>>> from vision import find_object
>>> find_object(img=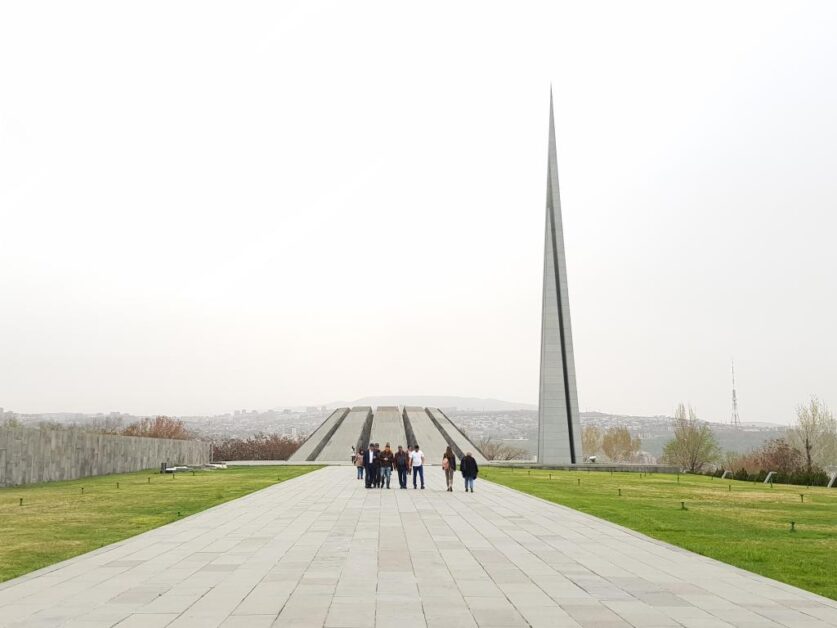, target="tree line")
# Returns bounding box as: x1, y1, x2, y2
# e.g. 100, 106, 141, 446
578, 396, 835, 487
1, 415, 304, 462
581, 425, 643, 462
1, 415, 193, 440
659, 396, 836, 486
